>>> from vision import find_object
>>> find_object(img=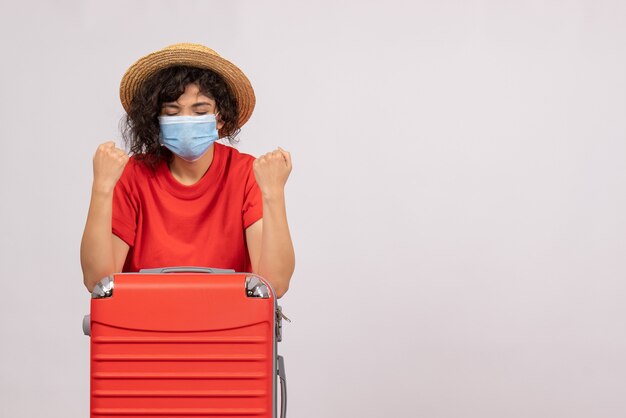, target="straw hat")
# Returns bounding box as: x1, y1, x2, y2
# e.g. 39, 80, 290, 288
119, 43, 255, 128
